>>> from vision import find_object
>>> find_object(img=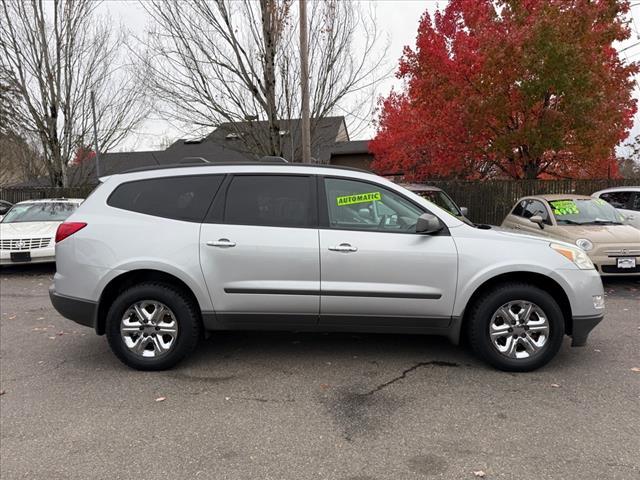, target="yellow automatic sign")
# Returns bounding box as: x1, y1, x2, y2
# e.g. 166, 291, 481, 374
336, 192, 381, 206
